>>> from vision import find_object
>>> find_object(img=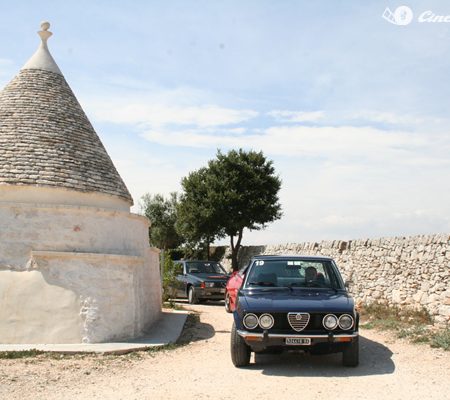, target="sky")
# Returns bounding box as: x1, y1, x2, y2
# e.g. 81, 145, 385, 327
0, 1, 449, 245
